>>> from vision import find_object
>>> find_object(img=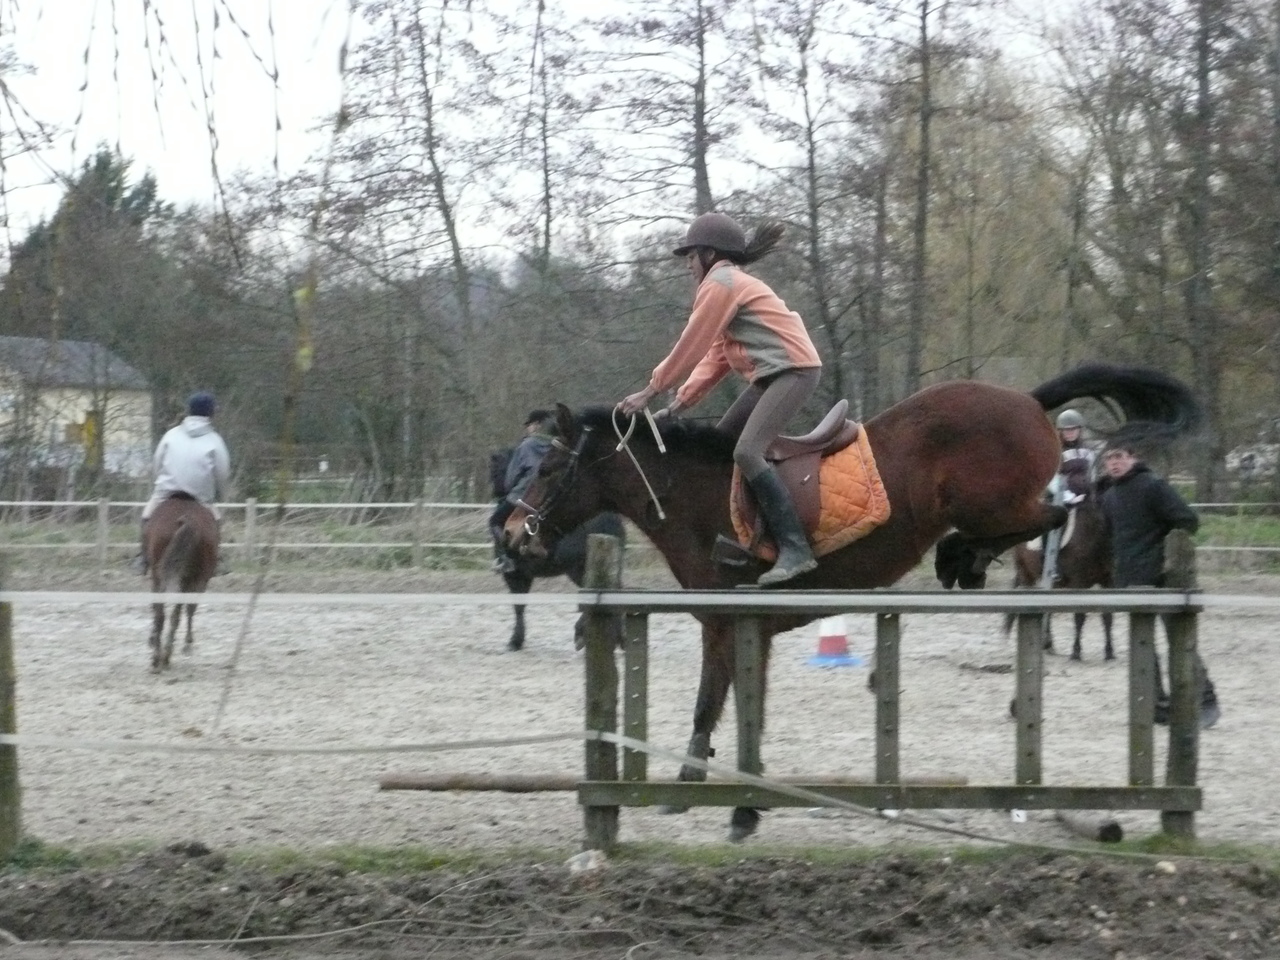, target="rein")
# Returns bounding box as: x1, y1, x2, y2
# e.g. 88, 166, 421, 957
611, 408, 667, 522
